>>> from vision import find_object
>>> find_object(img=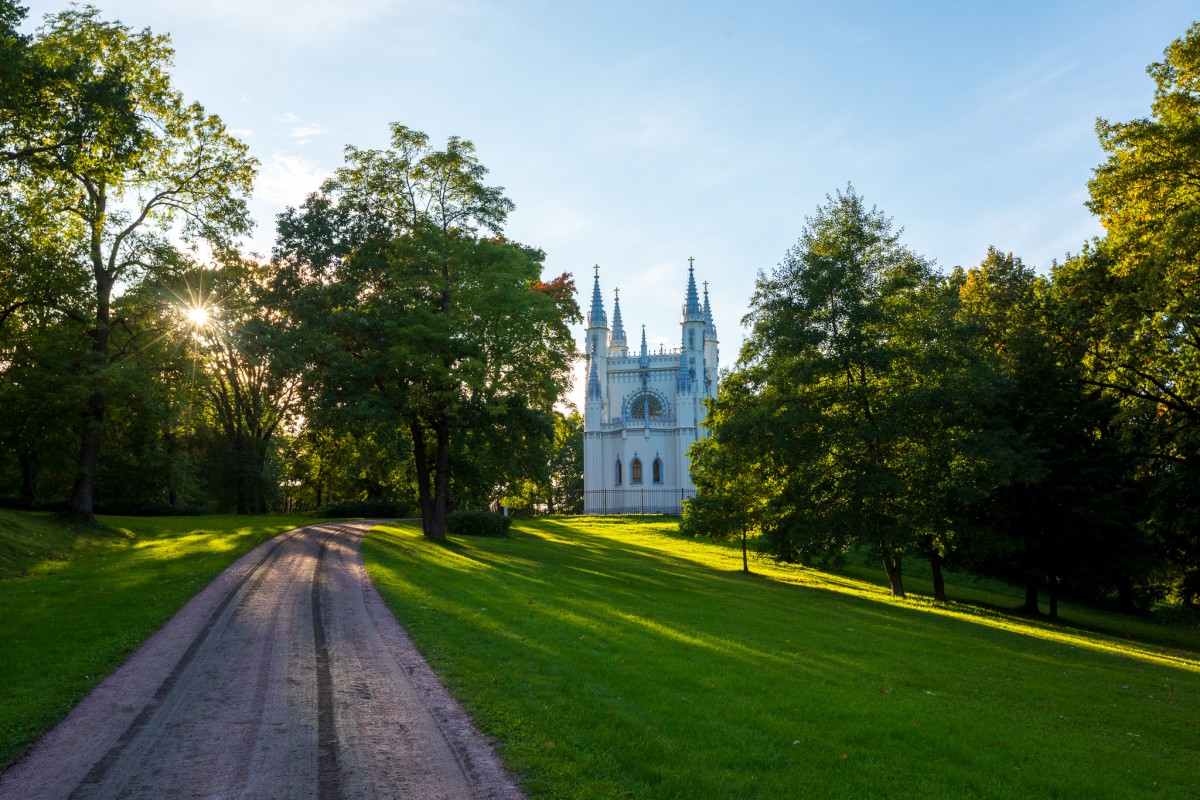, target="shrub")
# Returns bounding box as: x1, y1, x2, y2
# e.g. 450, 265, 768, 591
316, 501, 412, 519
447, 510, 512, 537
95, 499, 208, 516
